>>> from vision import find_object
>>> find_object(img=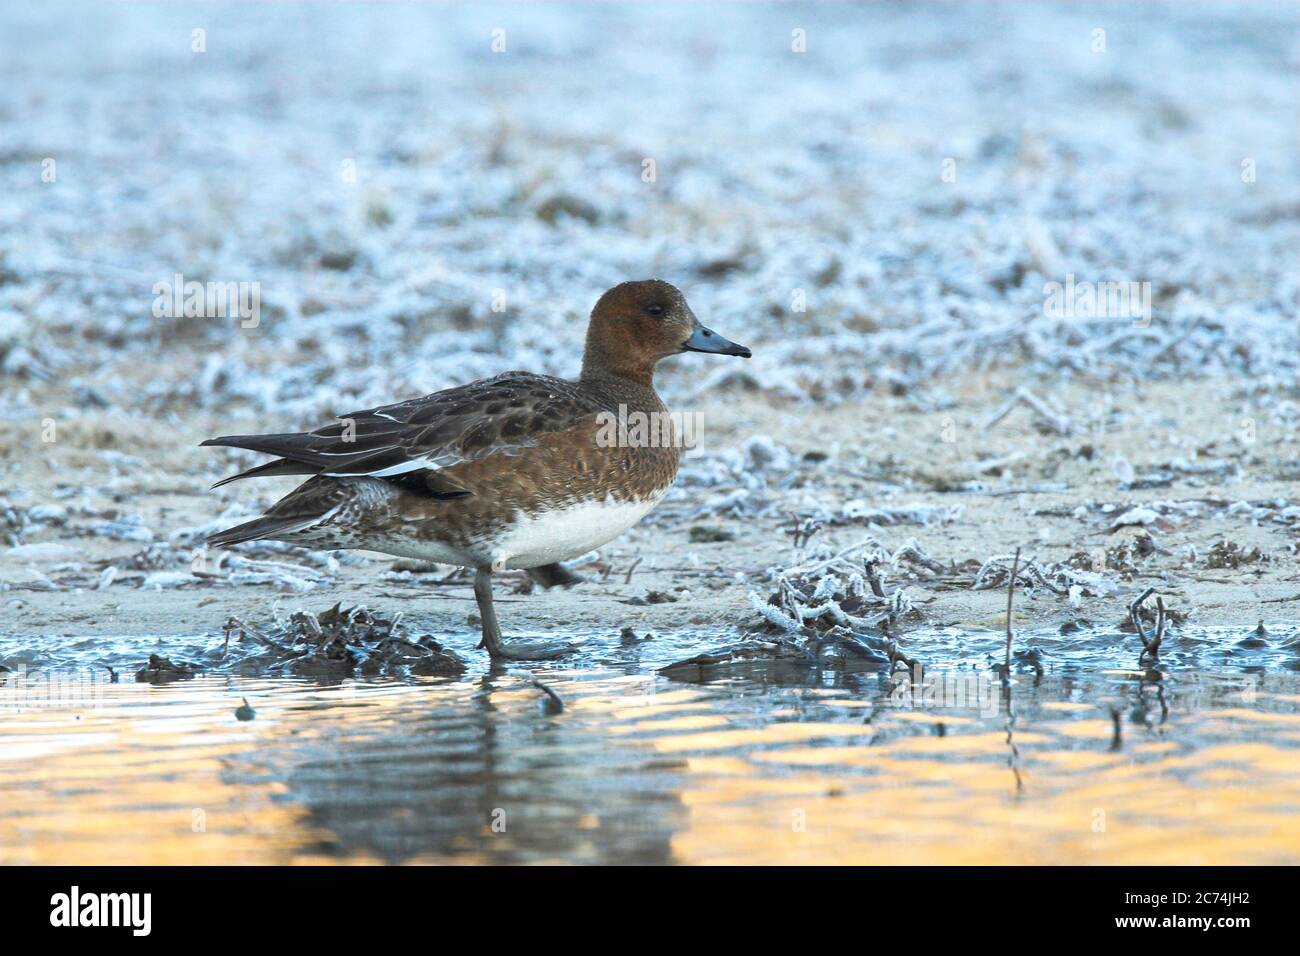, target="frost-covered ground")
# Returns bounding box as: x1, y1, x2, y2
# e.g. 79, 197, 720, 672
2, 1, 1299, 647
1, 0, 1297, 423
